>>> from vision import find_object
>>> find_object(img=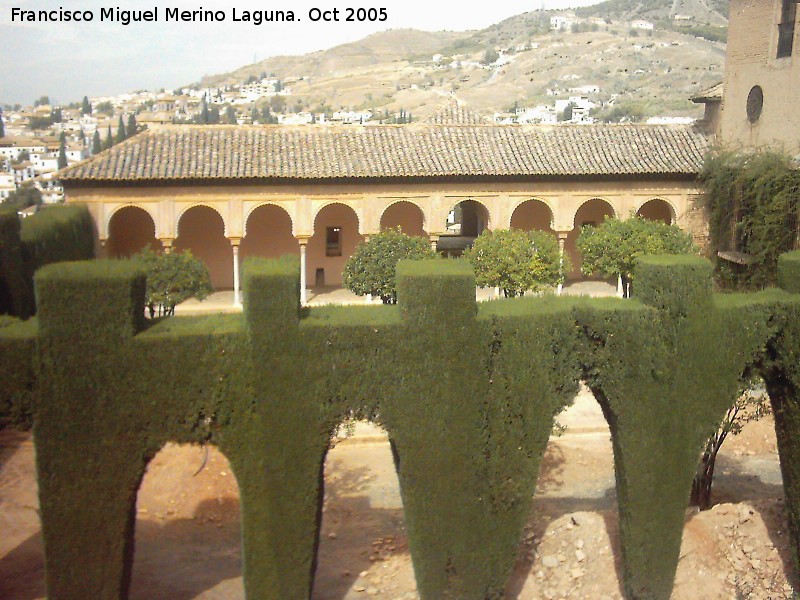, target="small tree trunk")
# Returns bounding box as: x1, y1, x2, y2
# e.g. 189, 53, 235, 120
690, 442, 720, 510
